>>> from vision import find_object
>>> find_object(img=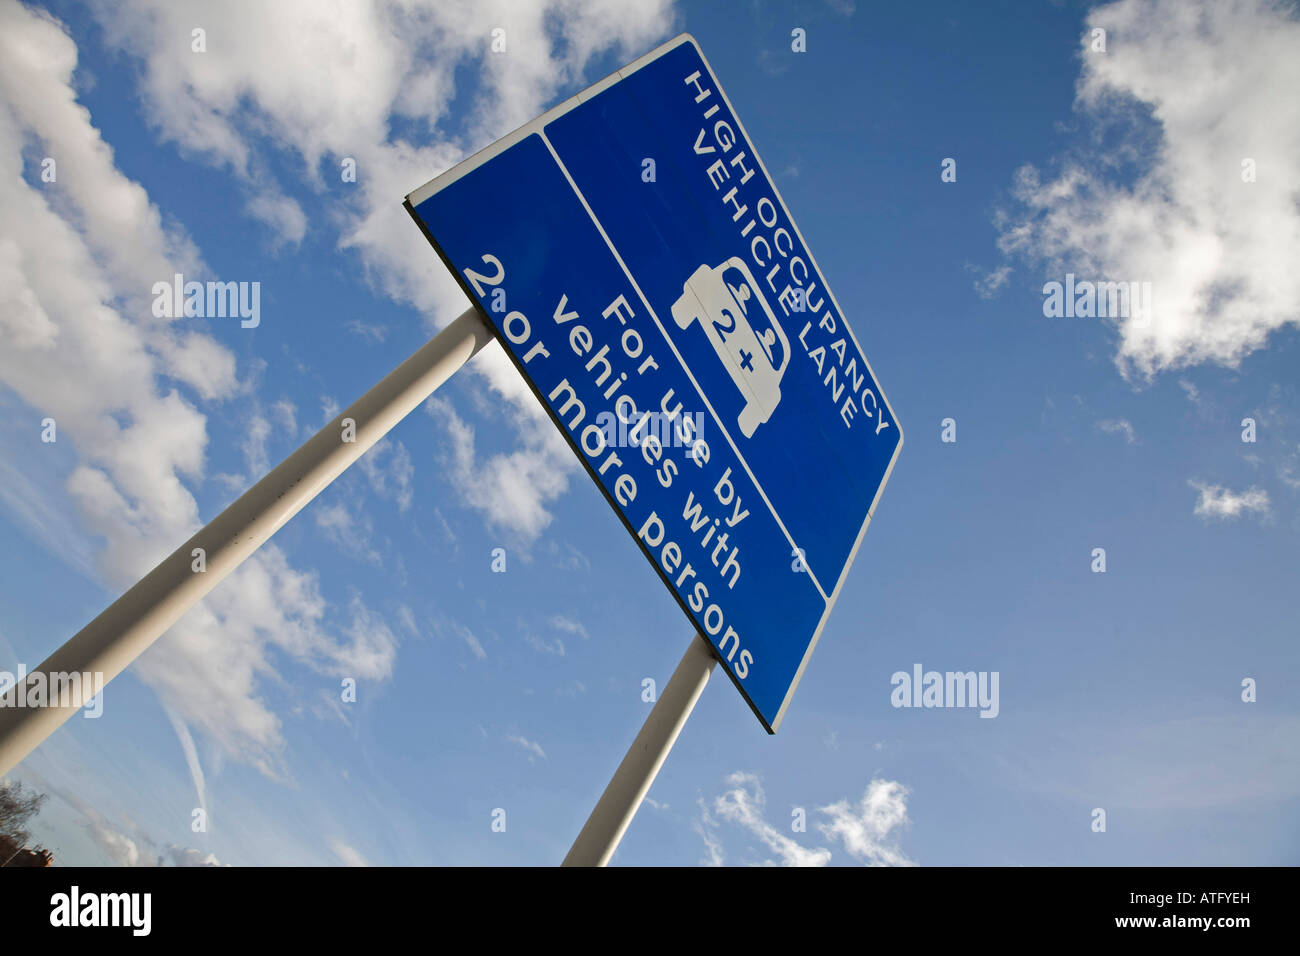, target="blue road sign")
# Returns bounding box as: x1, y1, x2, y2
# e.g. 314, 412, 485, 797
406, 34, 902, 732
